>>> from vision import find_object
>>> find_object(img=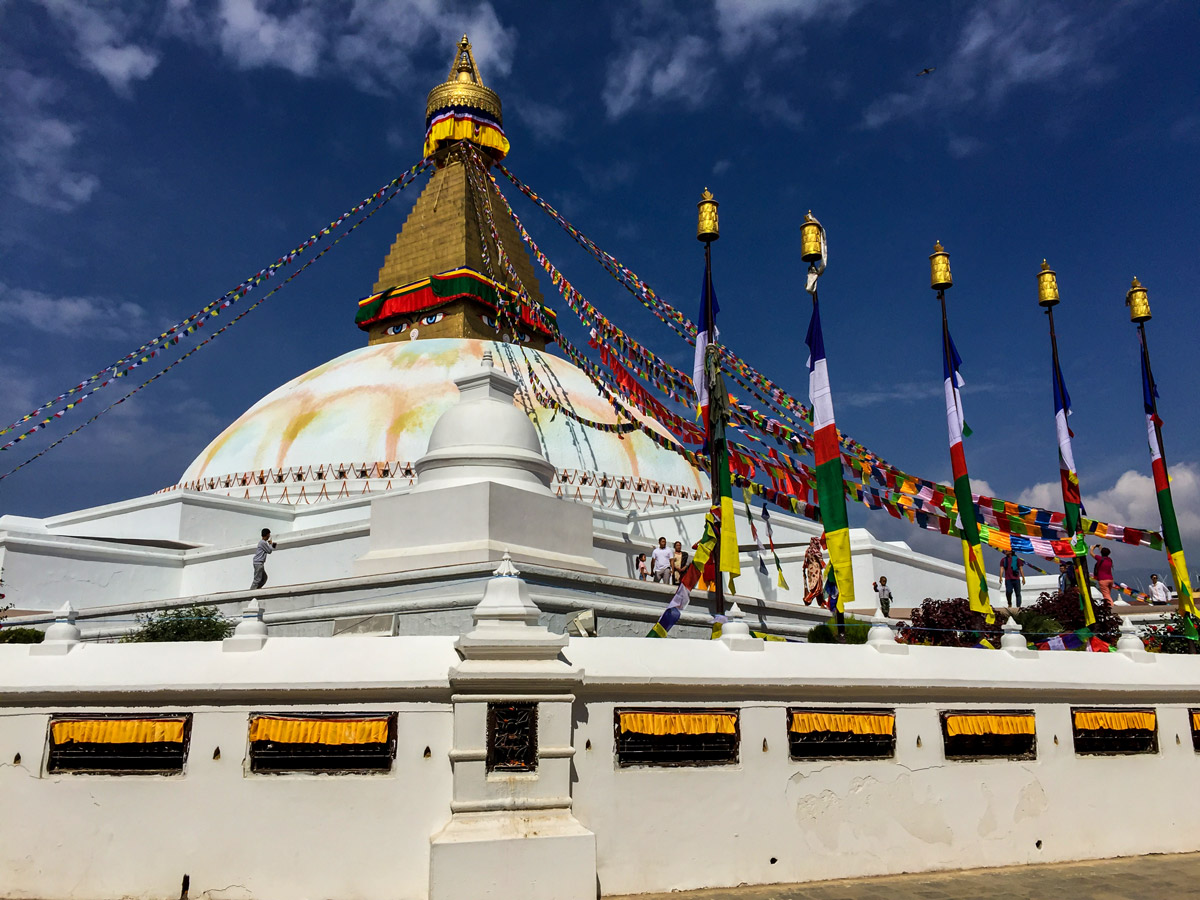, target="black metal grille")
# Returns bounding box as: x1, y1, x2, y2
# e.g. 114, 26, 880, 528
1072, 708, 1158, 756
787, 708, 895, 760
487, 703, 538, 773
614, 709, 739, 768
47, 715, 191, 775
940, 711, 1037, 761
249, 714, 397, 774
